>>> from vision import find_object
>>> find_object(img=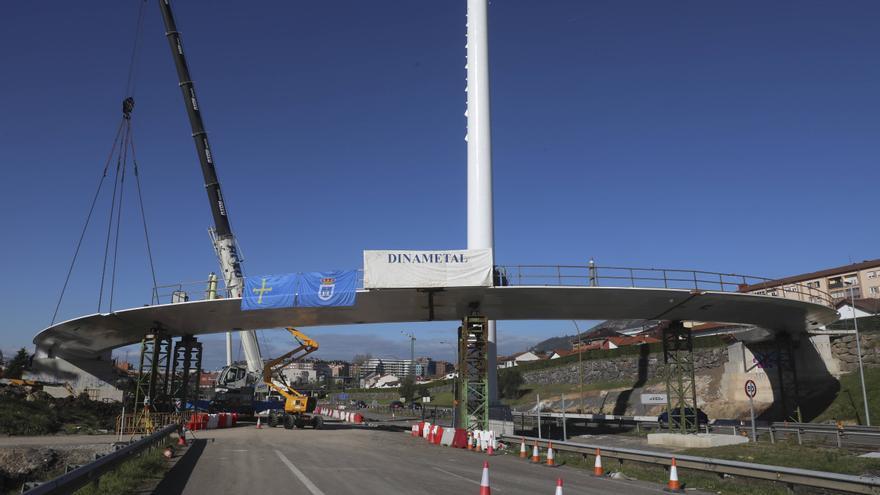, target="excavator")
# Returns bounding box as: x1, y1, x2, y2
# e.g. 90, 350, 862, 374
264, 328, 323, 430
